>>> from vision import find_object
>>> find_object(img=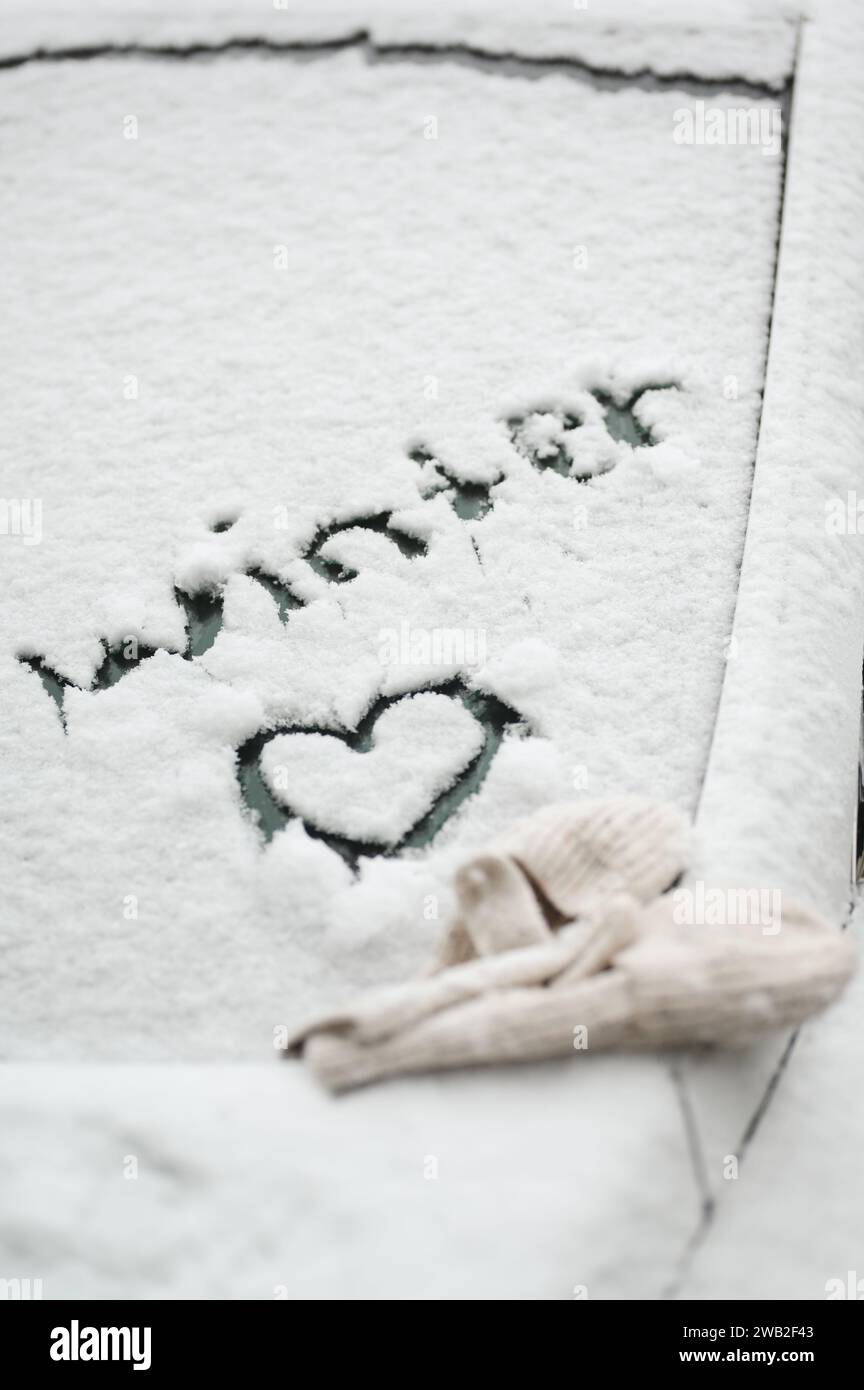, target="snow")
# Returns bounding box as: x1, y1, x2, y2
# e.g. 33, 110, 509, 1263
695, 4, 864, 926
1, 0, 862, 1303
0, 1057, 699, 1300
678, 899, 864, 1300
674, 4, 864, 1292
0, 2, 799, 92
0, 34, 784, 1060
261, 692, 484, 844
